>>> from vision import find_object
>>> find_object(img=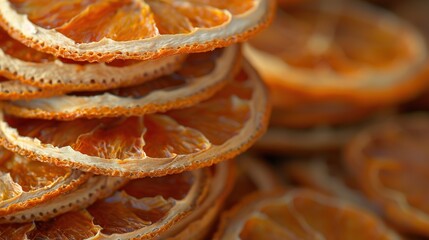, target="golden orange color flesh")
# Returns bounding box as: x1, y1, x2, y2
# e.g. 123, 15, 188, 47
0, 170, 198, 238
250, 4, 411, 75
8, 0, 251, 43
215, 190, 400, 239
0, 149, 68, 193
